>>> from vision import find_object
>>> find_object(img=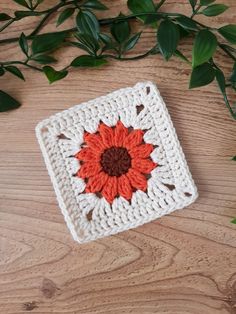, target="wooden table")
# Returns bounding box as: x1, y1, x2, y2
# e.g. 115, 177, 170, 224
1, 1, 236, 313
